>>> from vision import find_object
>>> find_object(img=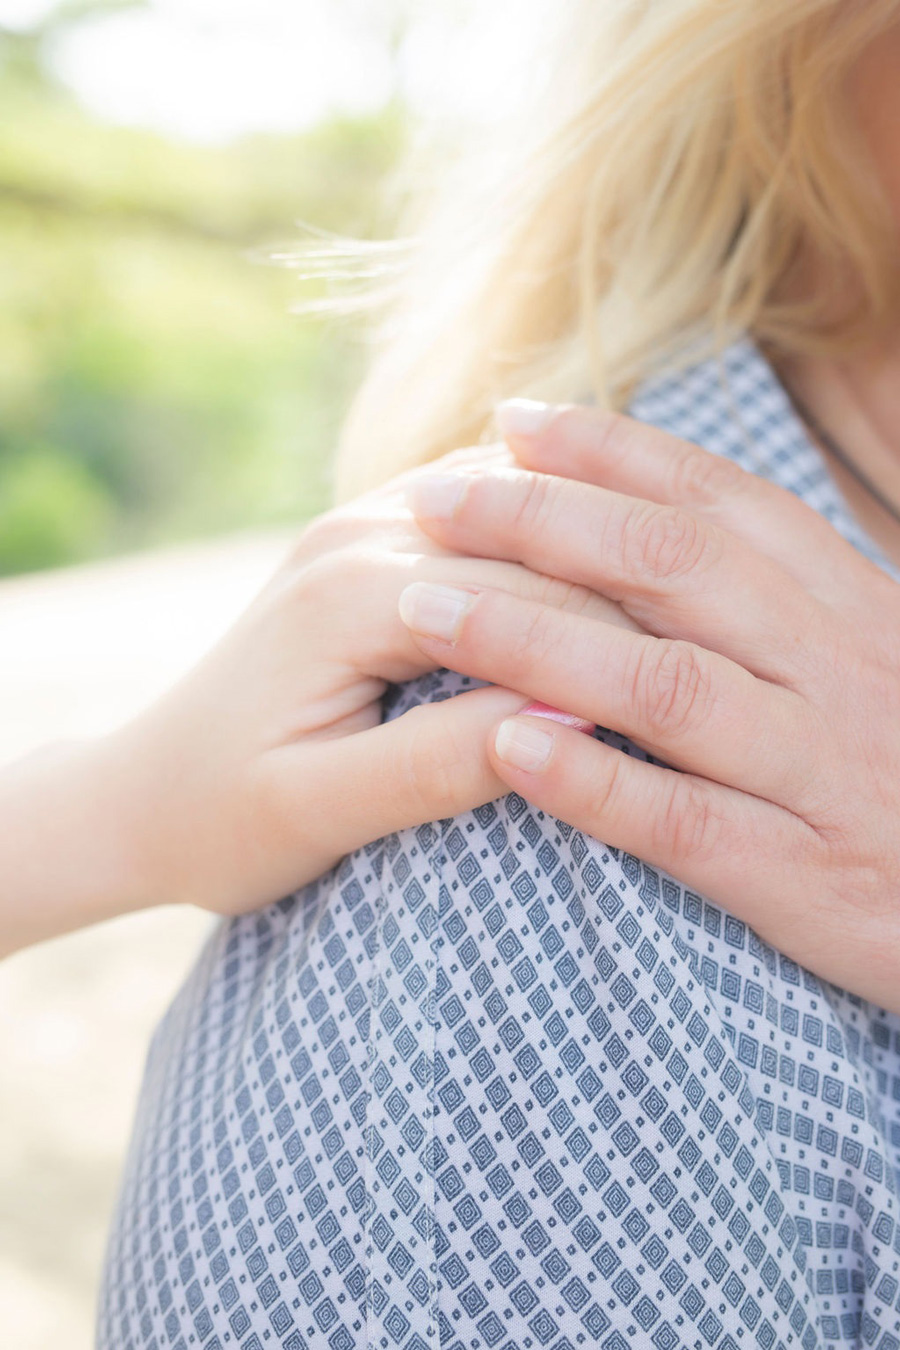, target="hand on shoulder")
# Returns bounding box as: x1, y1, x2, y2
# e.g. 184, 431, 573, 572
0, 441, 624, 955
400, 401, 900, 1010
